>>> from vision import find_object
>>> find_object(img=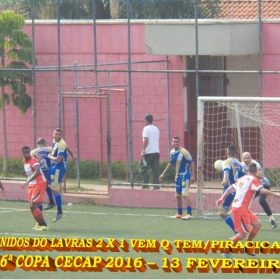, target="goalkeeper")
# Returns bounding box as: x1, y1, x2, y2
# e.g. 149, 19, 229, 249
241, 152, 277, 229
